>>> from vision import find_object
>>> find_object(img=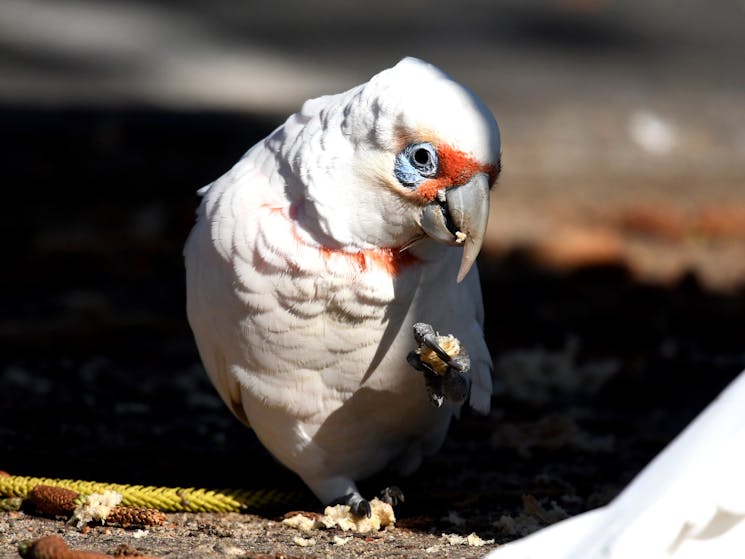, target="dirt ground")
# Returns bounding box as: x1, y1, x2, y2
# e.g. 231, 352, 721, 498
1, 103, 744, 558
